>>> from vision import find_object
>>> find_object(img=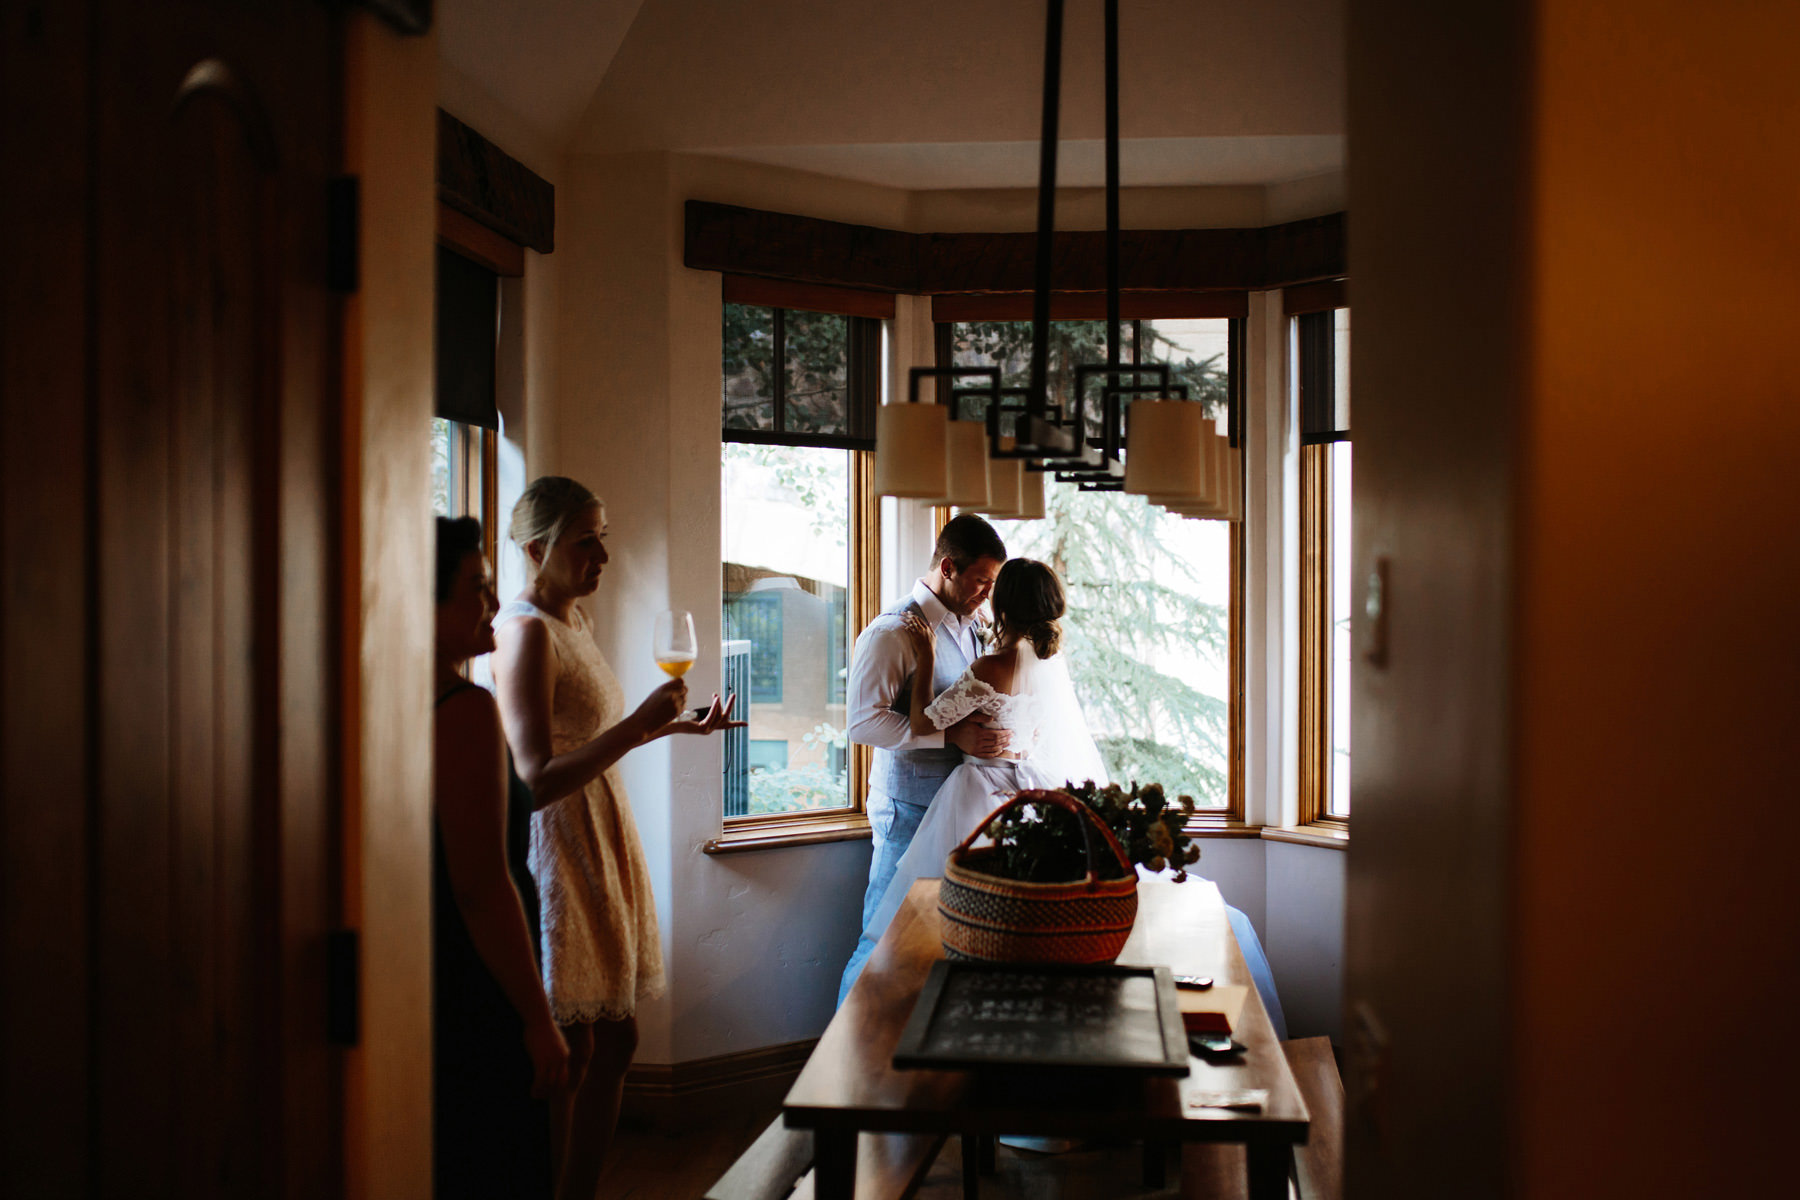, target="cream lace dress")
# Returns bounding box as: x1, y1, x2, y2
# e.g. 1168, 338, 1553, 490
496, 599, 665, 1024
